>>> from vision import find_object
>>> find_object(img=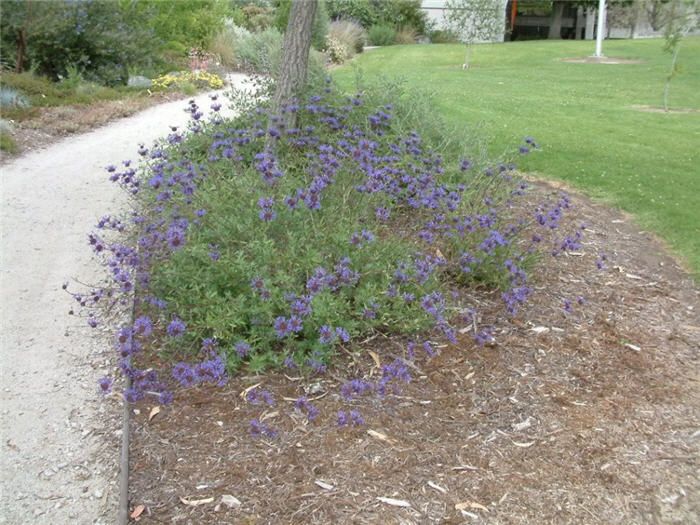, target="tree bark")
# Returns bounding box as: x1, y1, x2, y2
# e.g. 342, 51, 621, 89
15, 29, 27, 73
273, 0, 317, 119
548, 1, 565, 39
